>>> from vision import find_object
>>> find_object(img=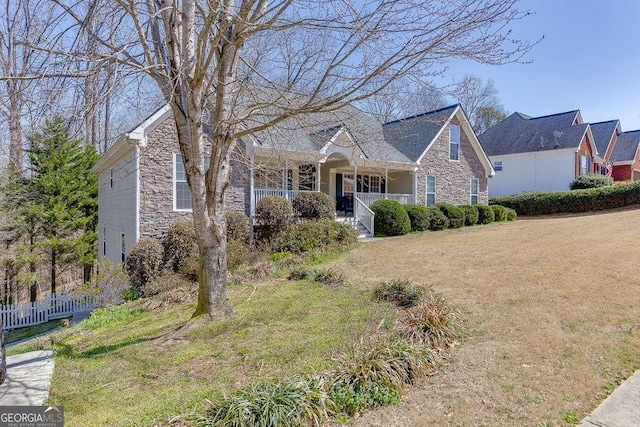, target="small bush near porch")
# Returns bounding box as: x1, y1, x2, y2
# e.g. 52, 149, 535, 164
370, 200, 411, 236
